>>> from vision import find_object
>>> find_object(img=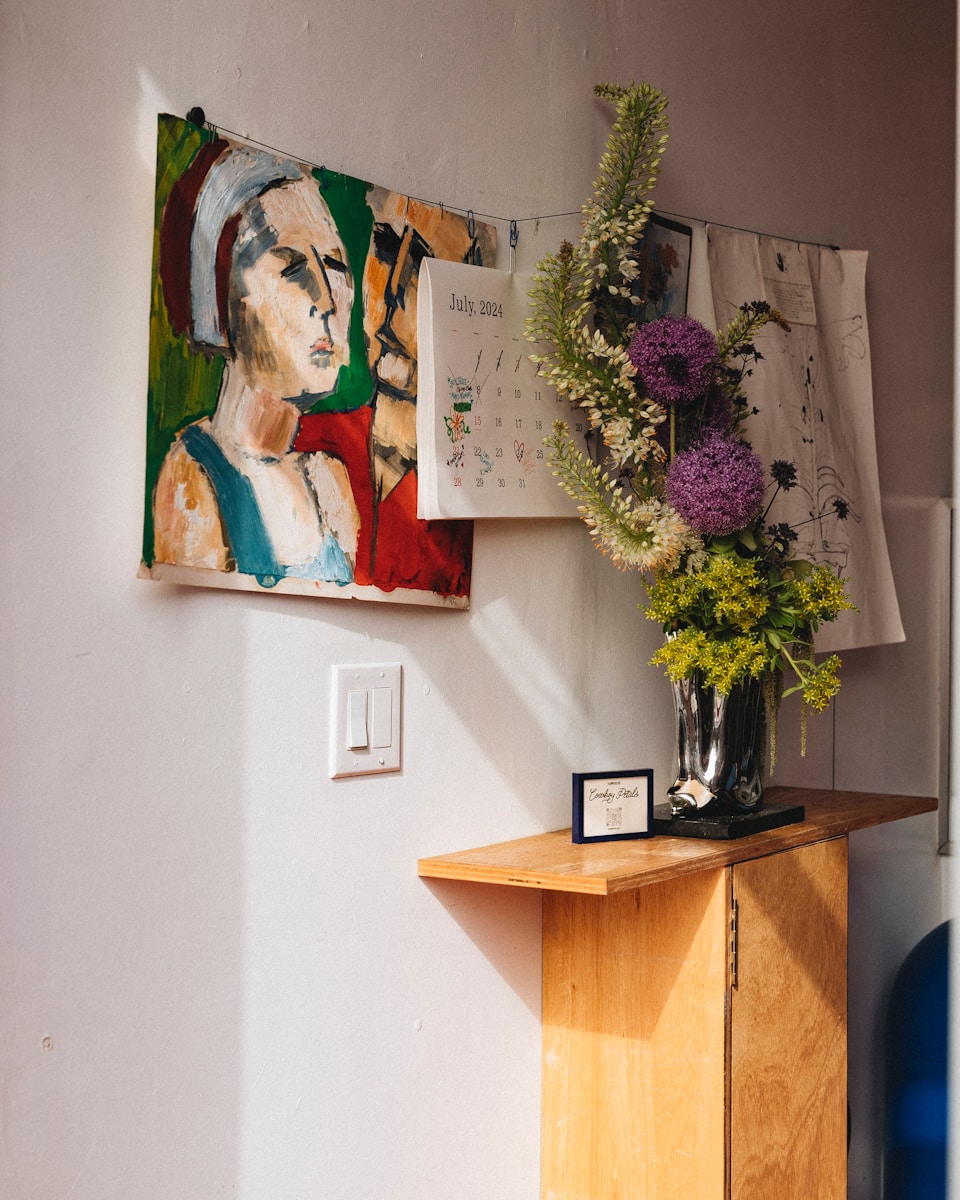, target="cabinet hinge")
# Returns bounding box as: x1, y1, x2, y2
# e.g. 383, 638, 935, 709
729, 897, 739, 989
